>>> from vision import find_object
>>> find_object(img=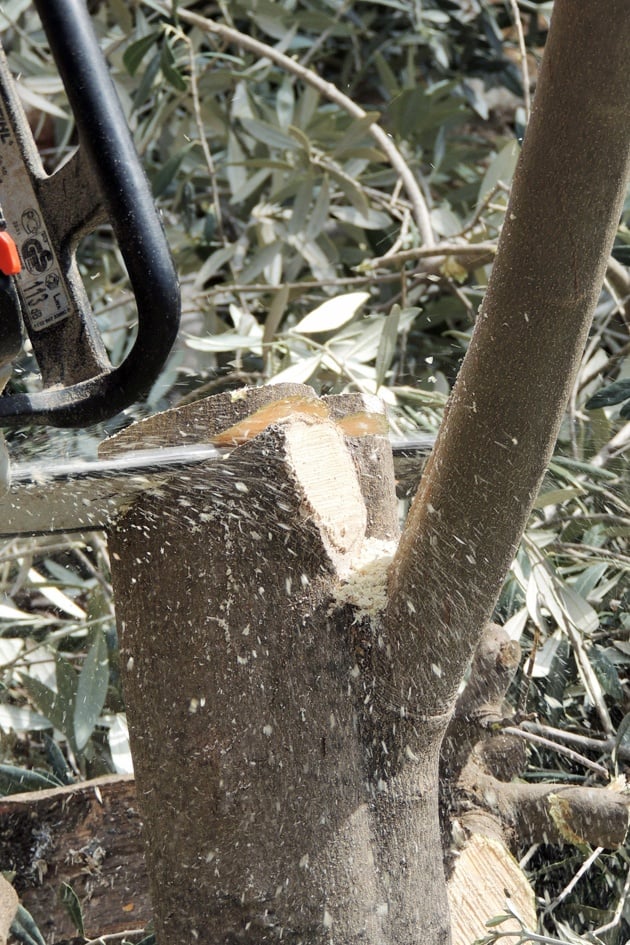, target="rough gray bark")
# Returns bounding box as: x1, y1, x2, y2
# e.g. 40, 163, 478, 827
105, 388, 403, 944
468, 775, 630, 850
440, 624, 629, 859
